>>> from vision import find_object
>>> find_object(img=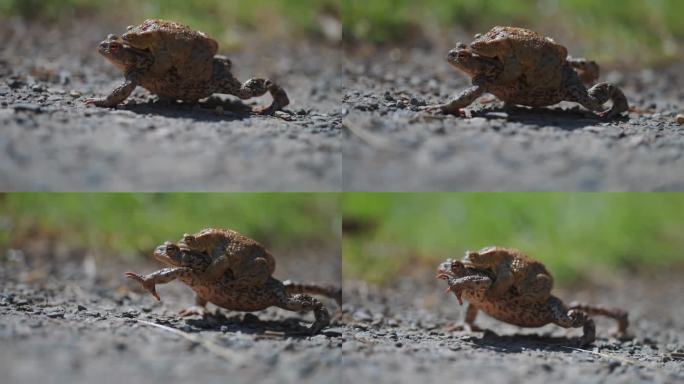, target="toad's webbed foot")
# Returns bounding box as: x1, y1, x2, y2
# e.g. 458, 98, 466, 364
277, 294, 331, 335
